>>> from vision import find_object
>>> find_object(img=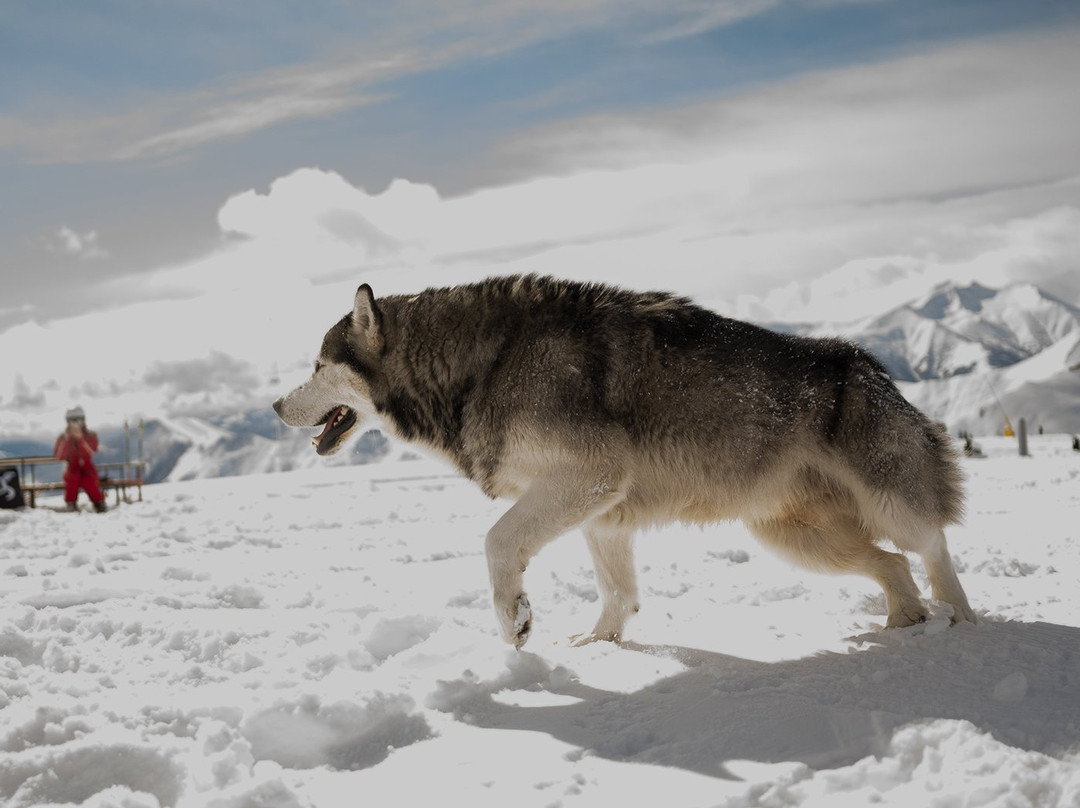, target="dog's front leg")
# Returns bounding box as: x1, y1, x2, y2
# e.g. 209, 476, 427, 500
577, 518, 639, 644
486, 469, 624, 648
